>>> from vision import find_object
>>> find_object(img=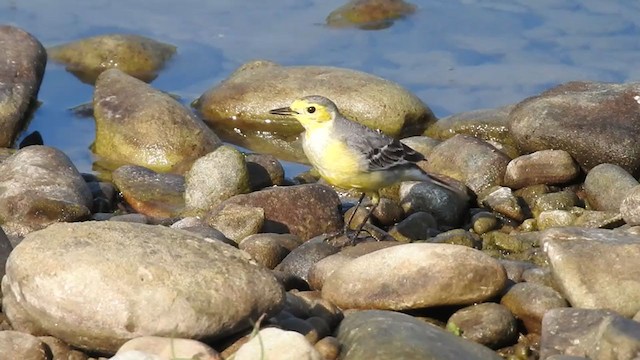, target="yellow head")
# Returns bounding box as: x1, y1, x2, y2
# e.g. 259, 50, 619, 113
269, 95, 338, 130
